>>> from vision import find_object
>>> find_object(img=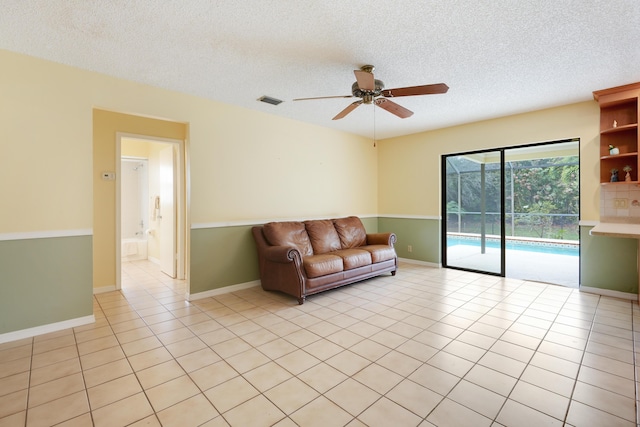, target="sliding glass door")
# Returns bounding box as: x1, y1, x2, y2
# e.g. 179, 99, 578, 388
503, 143, 580, 286
442, 150, 504, 275
442, 140, 580, 286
